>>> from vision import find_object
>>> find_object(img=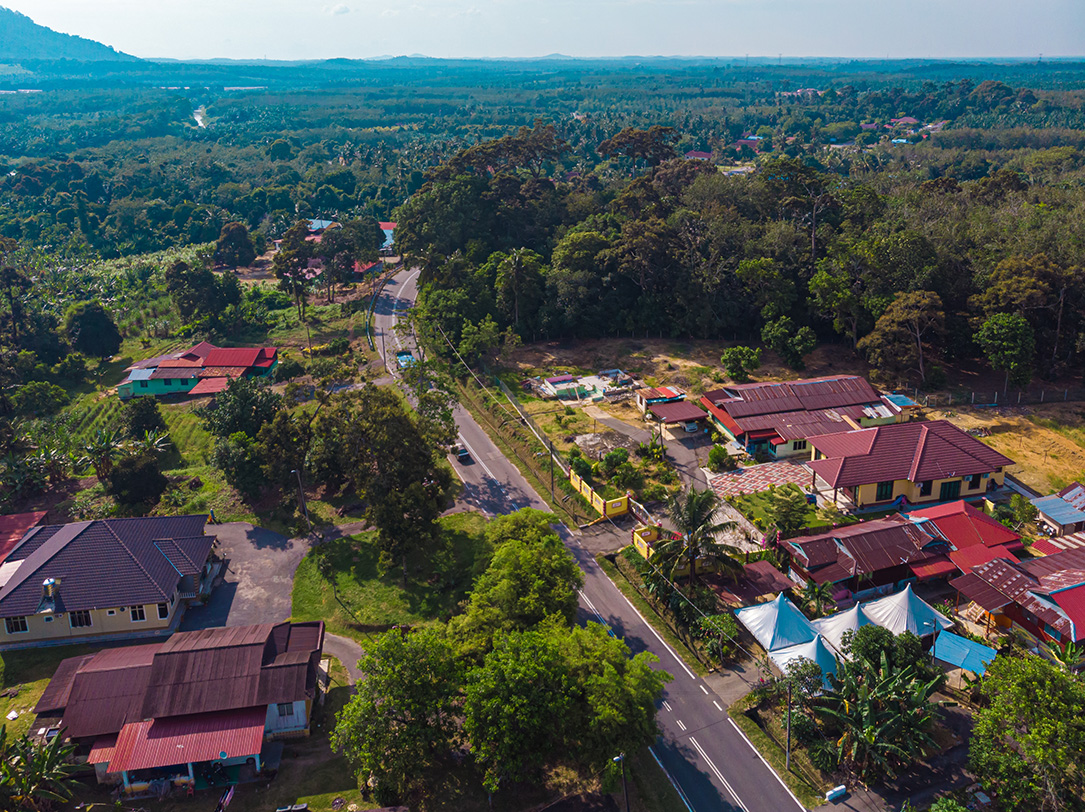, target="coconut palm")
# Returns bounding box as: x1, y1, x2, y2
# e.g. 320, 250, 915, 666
655, 487, 743, 591
801, 580, 835, 618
